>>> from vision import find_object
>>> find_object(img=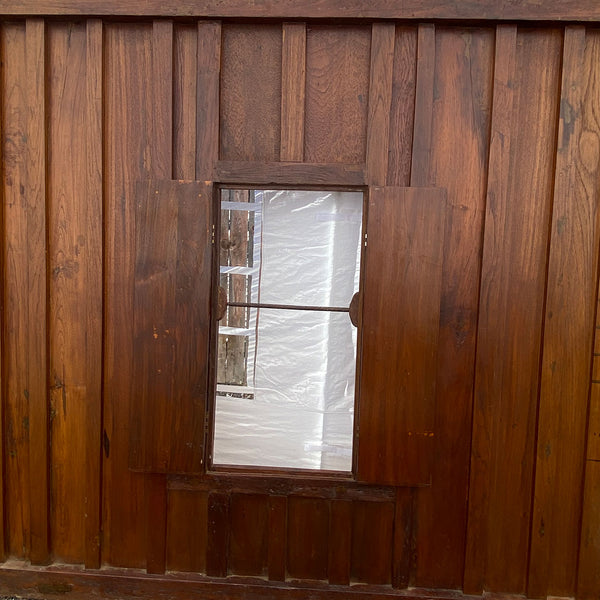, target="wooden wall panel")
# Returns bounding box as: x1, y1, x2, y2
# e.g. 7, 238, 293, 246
414, 26, 494, 589
229, 494, 269, 576
578, 460, 600, 599
220, 24, 281, 162
465, 26, 561, 595
304, 25, 370, 163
